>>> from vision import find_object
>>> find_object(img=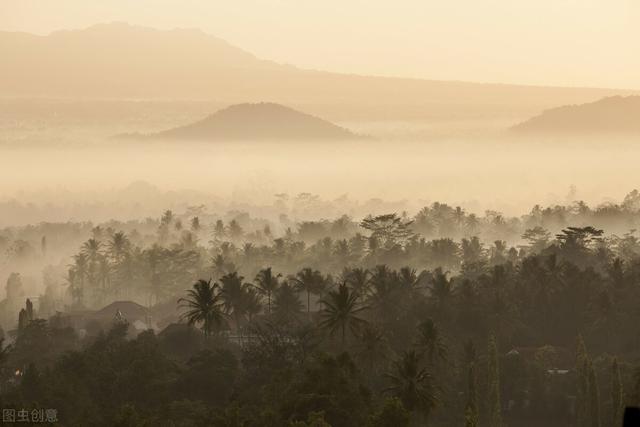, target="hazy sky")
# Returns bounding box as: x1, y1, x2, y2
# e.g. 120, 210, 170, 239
1, 0, 639, 89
